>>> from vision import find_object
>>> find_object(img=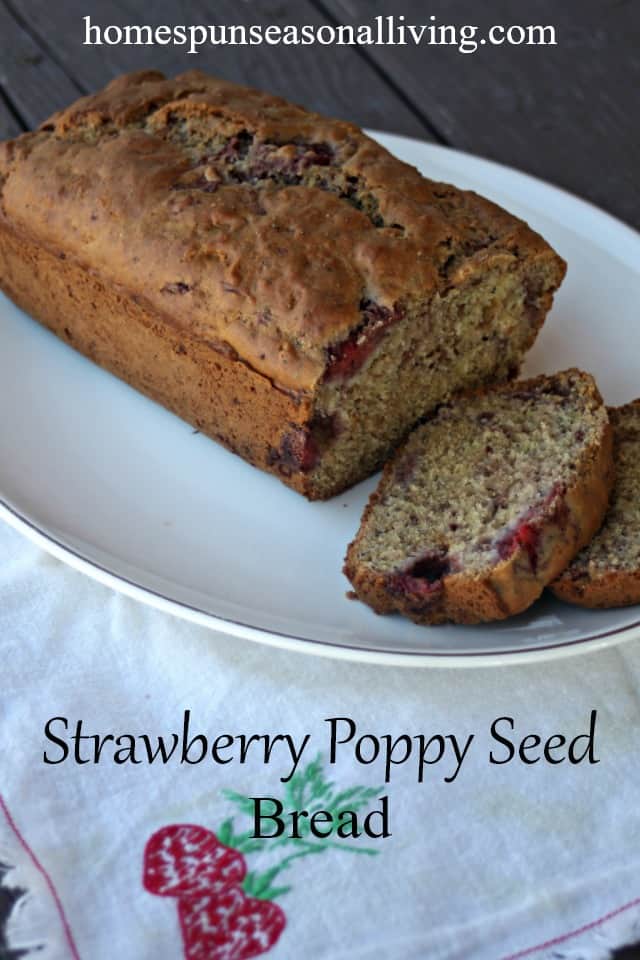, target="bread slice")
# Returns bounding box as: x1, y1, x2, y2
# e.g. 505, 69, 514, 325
550, 400, 640, 609
344, 370, 613, 625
